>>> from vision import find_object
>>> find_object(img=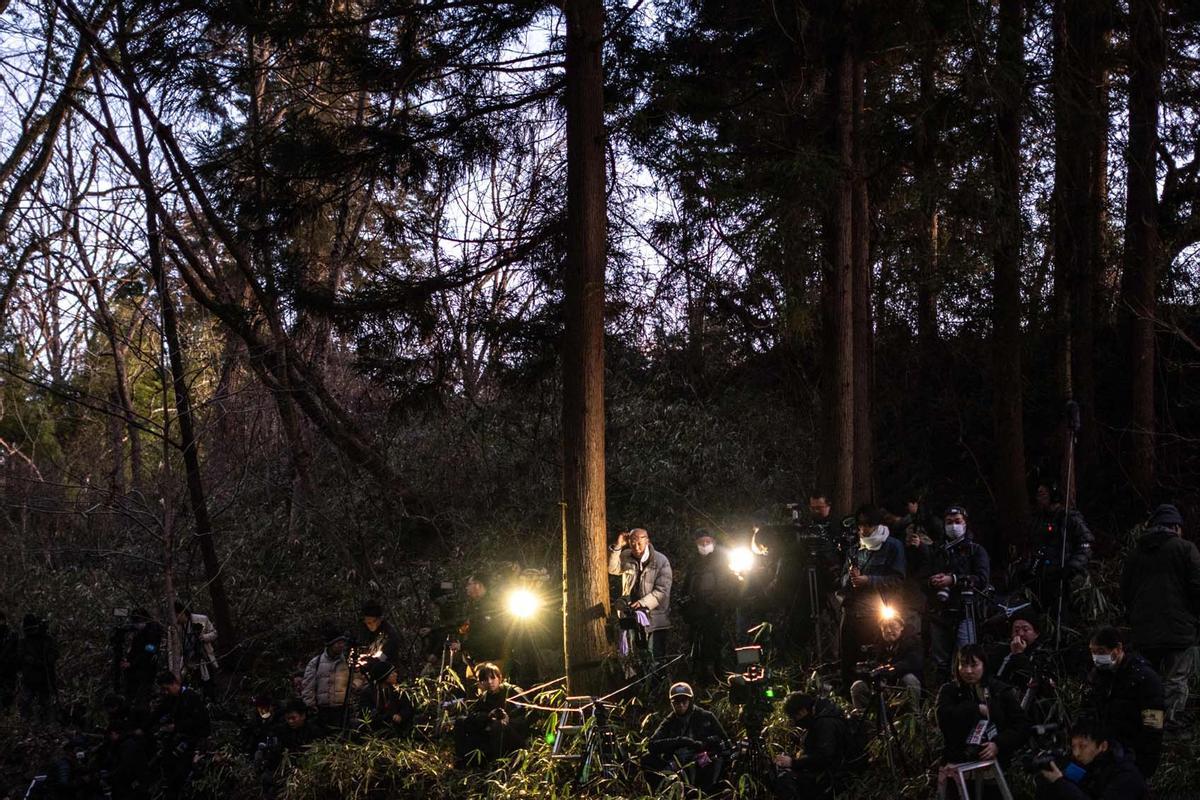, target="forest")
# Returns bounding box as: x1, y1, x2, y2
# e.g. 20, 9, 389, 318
0, 0, 1198, 797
